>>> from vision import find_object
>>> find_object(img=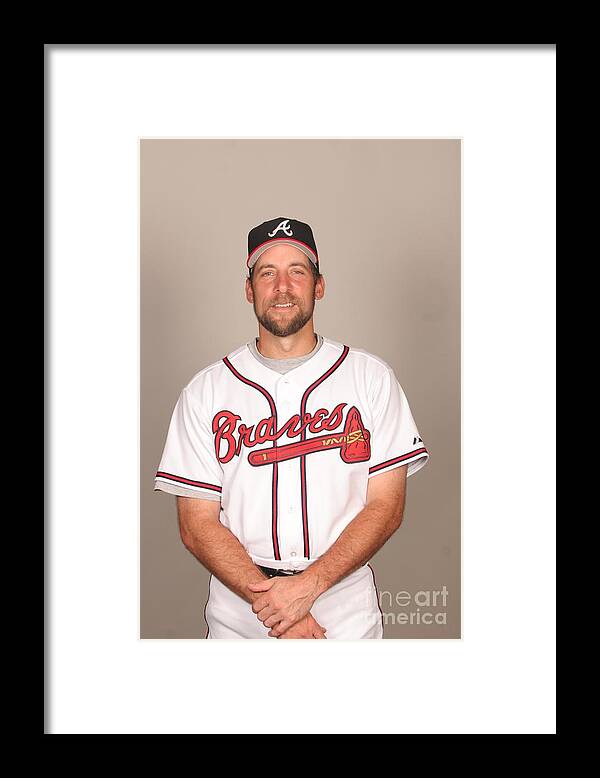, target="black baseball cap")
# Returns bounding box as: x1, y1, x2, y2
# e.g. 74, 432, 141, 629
247, 217, 319, 275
